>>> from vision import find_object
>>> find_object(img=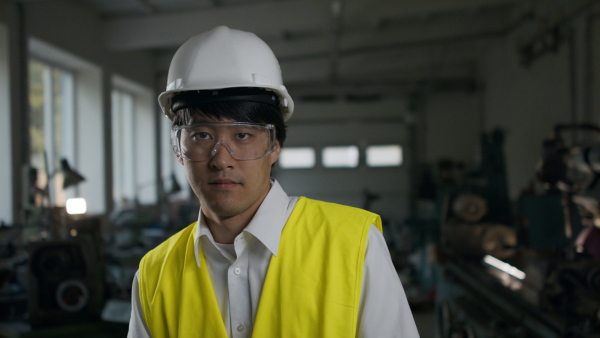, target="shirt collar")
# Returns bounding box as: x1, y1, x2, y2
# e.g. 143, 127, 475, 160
194, 179, 294, 268
243, 179, 290, 257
